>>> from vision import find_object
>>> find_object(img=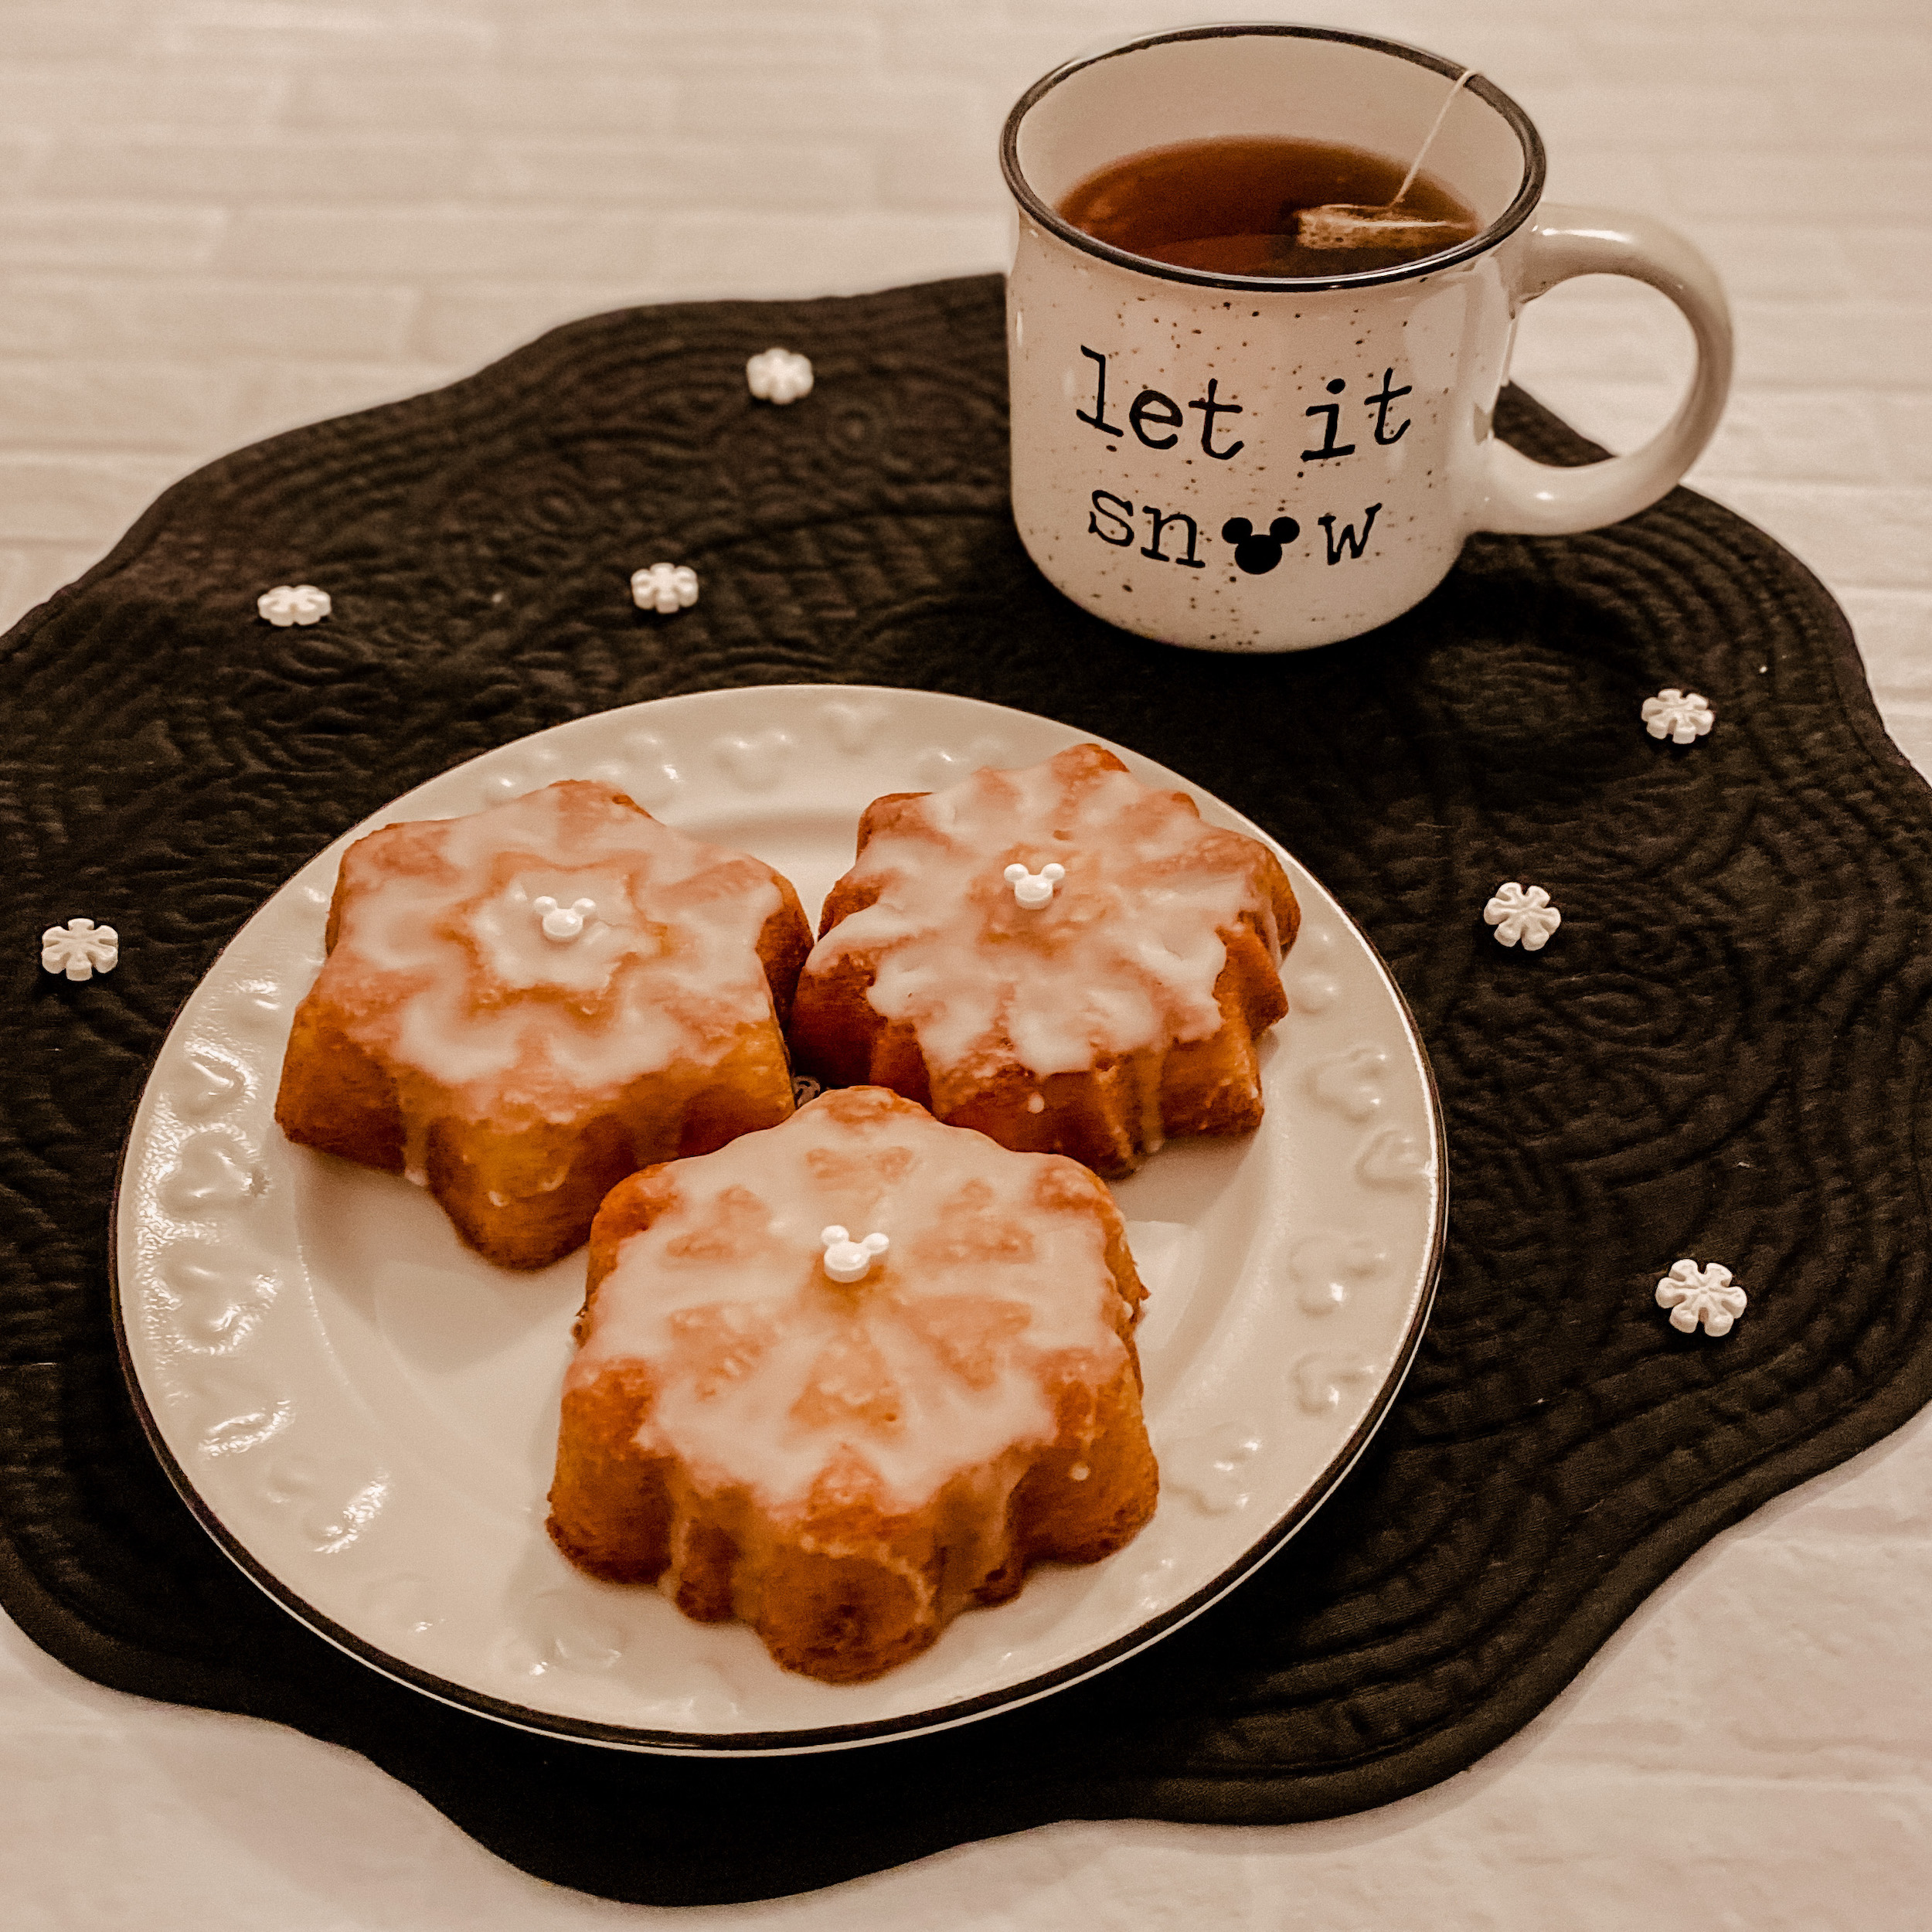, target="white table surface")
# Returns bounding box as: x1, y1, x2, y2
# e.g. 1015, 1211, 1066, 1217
4, 2, 1930, 1925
